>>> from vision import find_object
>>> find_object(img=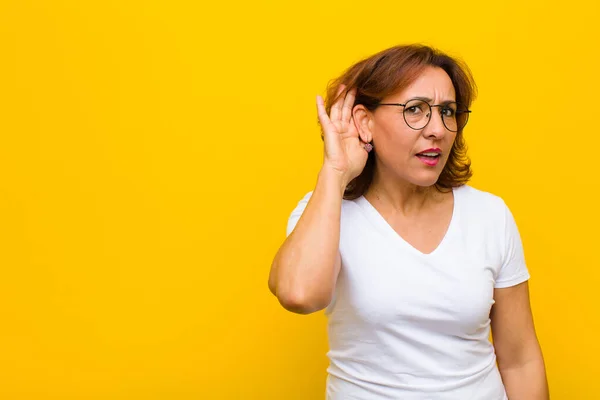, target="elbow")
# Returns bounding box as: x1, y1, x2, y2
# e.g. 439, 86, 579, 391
268, 256, 332, 314
274, 287, 329, 315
